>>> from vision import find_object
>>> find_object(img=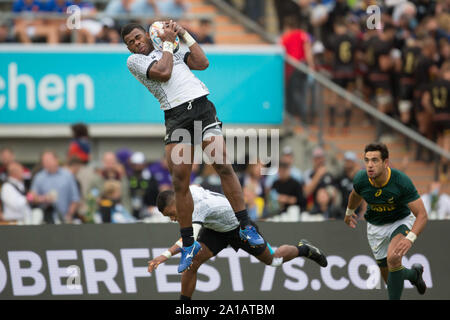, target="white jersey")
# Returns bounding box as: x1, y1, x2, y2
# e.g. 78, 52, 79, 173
190, 185, 239, 233
127, 44, 210, 110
